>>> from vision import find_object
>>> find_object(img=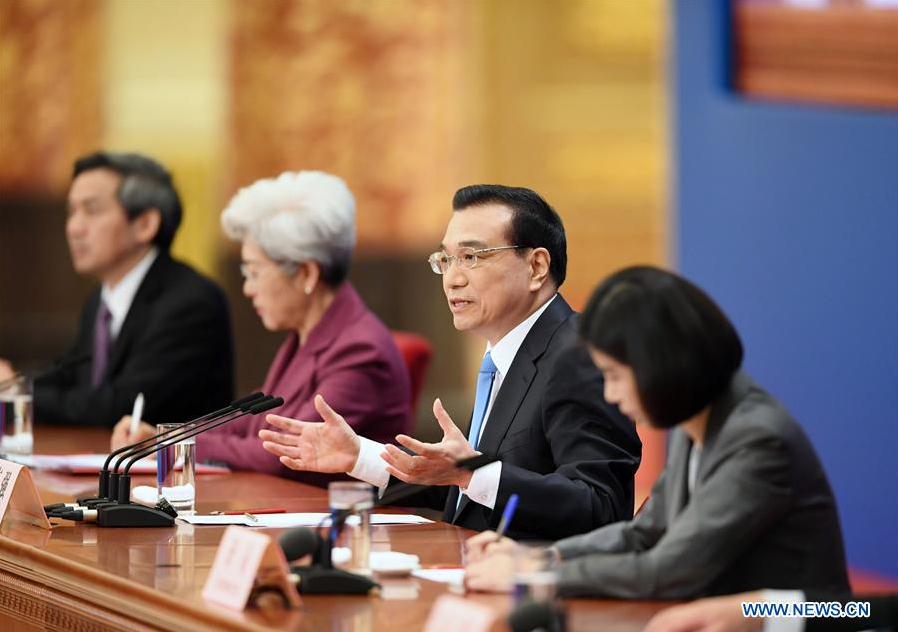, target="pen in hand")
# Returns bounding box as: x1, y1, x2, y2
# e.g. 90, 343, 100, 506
495, 493, 519, 541
129, 392, 144, 440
